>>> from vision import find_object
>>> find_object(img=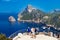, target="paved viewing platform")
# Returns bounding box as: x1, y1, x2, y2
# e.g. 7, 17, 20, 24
13, 33, 58, 40
9, 28, 60, 40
